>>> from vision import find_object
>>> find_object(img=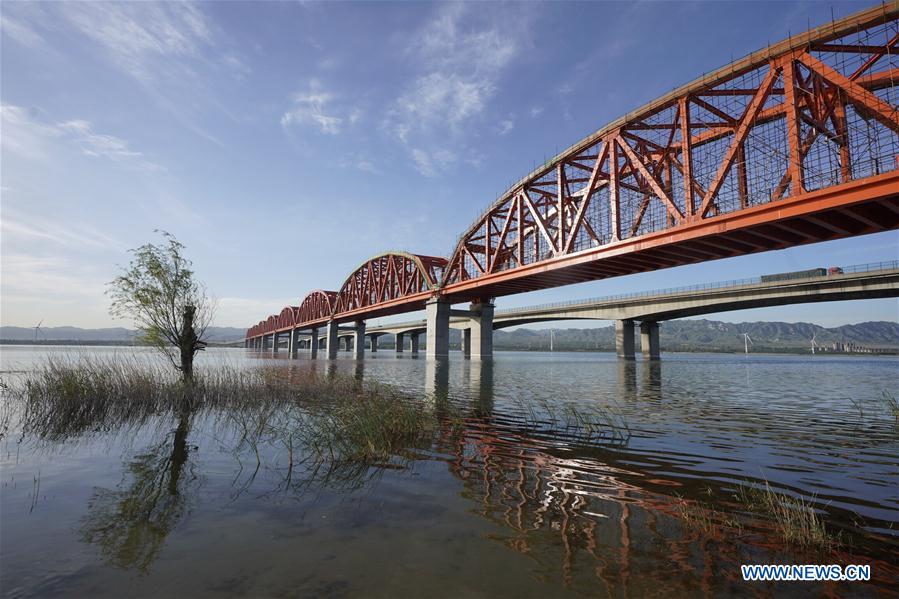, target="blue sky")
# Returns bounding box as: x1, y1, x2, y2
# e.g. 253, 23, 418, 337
2, 0, 897, 331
